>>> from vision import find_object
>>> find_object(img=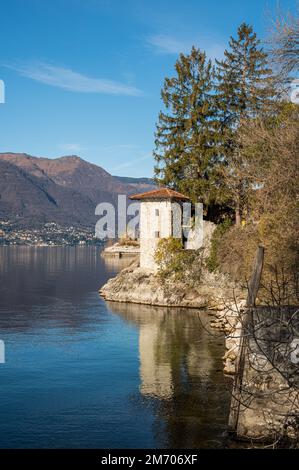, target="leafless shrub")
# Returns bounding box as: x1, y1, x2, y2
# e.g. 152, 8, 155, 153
216, 108, 299, 285
228, 274, 299, 447
268, 7, 299, 76
118, 236, 139, 247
